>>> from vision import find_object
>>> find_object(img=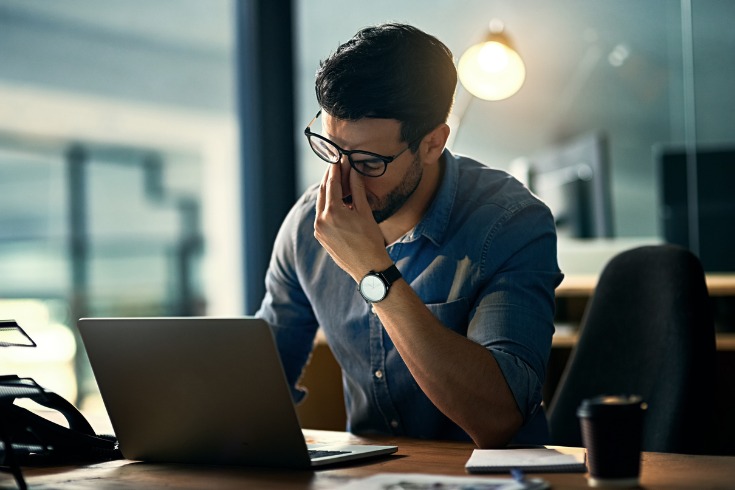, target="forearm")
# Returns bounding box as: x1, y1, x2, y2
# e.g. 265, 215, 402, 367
373, 279, 523, 448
